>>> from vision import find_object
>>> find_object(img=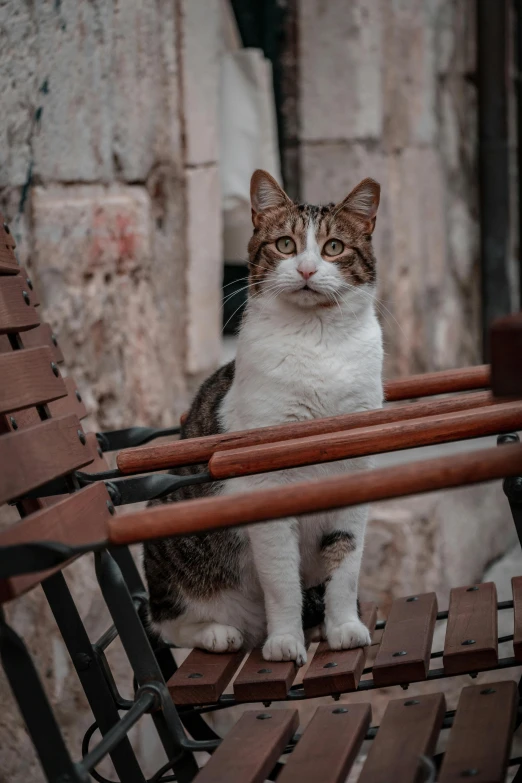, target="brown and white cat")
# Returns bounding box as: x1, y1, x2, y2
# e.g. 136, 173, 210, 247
143, 170, 383, 665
